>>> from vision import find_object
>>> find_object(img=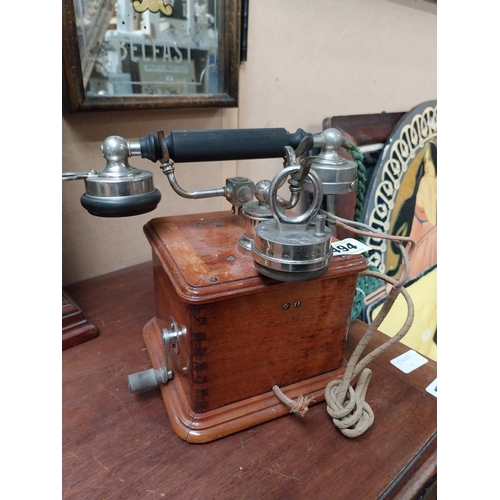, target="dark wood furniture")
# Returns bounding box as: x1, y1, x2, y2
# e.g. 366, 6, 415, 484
323, 112, 406, 147
63, 262, 437, 499
62, 290, 98, 350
